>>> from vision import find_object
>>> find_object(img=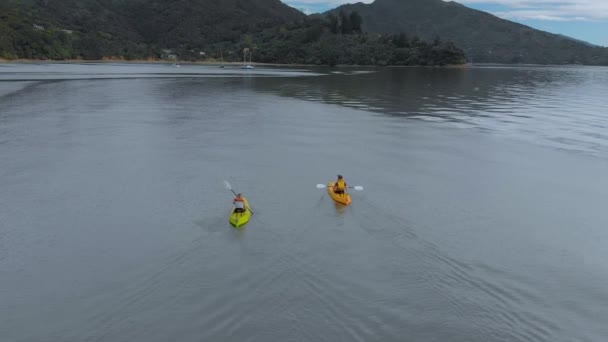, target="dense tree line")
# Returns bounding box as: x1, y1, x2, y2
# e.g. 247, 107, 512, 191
0, 1, 466, 66
236, 16, 466, 66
